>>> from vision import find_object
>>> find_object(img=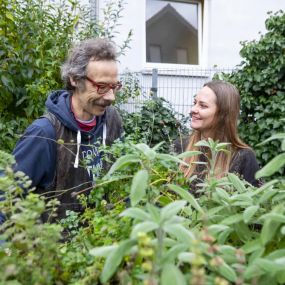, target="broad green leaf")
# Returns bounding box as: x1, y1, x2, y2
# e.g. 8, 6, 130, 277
242, 239, 263, 254
107, 154, 140, 176
164, 224, 195, 243
120, 207, 150, 221
257, 133, 285, 146
100, 239, 135, 283
243, 205, 259, 224
161, 264, 186, 285
208, 224, 230, 235
244, 263, 262, 279
178, 252, 196, 263
260, 213, 285, 223
152, 141, 165, 151
258, 188, 278, 204
215, 187, 230, 201
256, 153, 285, 178
218, 228, 233, 244
227, 173, 247, 192
261, 219, 280, 246
89, 245, 117, 257
131, 221, 158, 238
251, 179, 278, 197
156, 153, 188, 166
162, 244, 188, 264
267, 249, 285, 260
146, 203, 161, 223
161, 200, 186, 221
218, 262, 237, 282
168, 184, 204, 214
281, 226, 285, 235
221, 214, 243, 225
177, 150, 201, 159
130, 169, 149, 206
